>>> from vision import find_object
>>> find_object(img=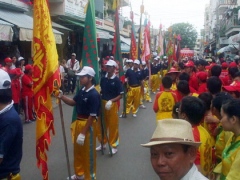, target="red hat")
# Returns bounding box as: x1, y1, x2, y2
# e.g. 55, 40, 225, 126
4, 57, 12, 63
166, 67, 180, 74
184, 61, 194, 67
229, 62, 237, 68
197, 72, 208, 82
221, 62, 228, 69
223, 81, 240, 92
25, 64, 33, 71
